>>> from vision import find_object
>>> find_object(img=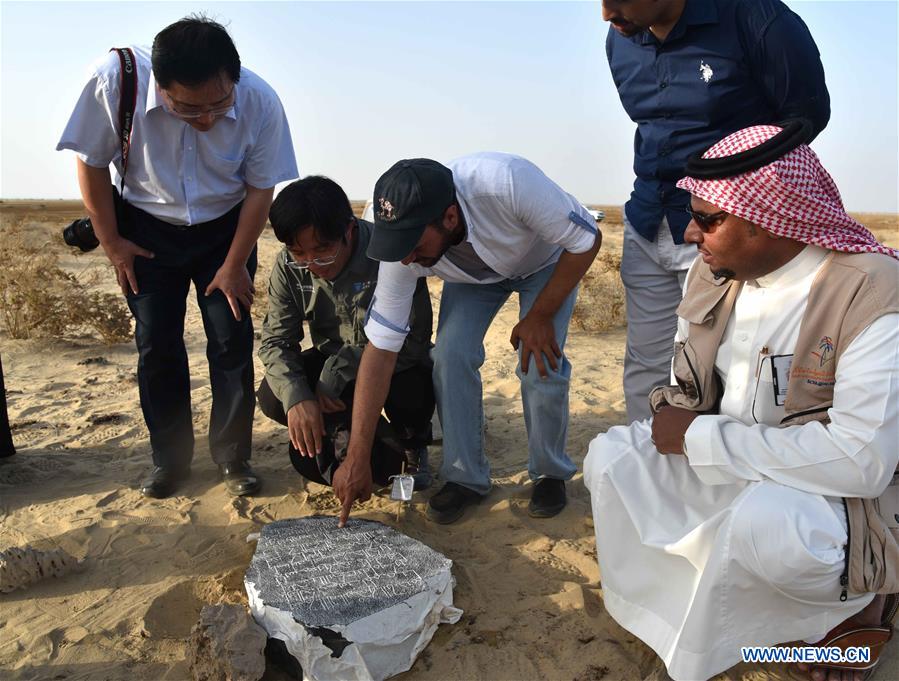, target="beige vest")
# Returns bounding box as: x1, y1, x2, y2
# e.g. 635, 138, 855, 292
650, 251, 899, 597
